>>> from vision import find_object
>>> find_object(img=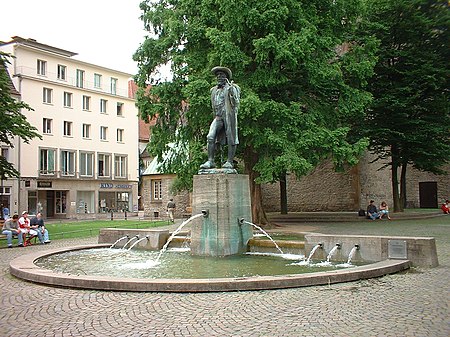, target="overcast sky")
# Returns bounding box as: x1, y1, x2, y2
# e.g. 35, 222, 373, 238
1, 0, 146, 75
